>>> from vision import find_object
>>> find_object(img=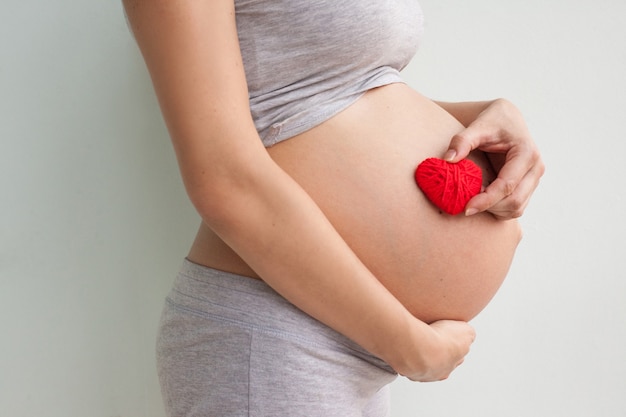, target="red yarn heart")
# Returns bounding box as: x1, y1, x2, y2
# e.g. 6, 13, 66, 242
415, 158, 482, 215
